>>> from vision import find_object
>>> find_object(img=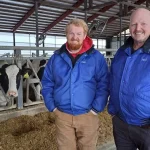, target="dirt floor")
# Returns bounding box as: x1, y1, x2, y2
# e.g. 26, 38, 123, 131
0, 109, 113, 150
